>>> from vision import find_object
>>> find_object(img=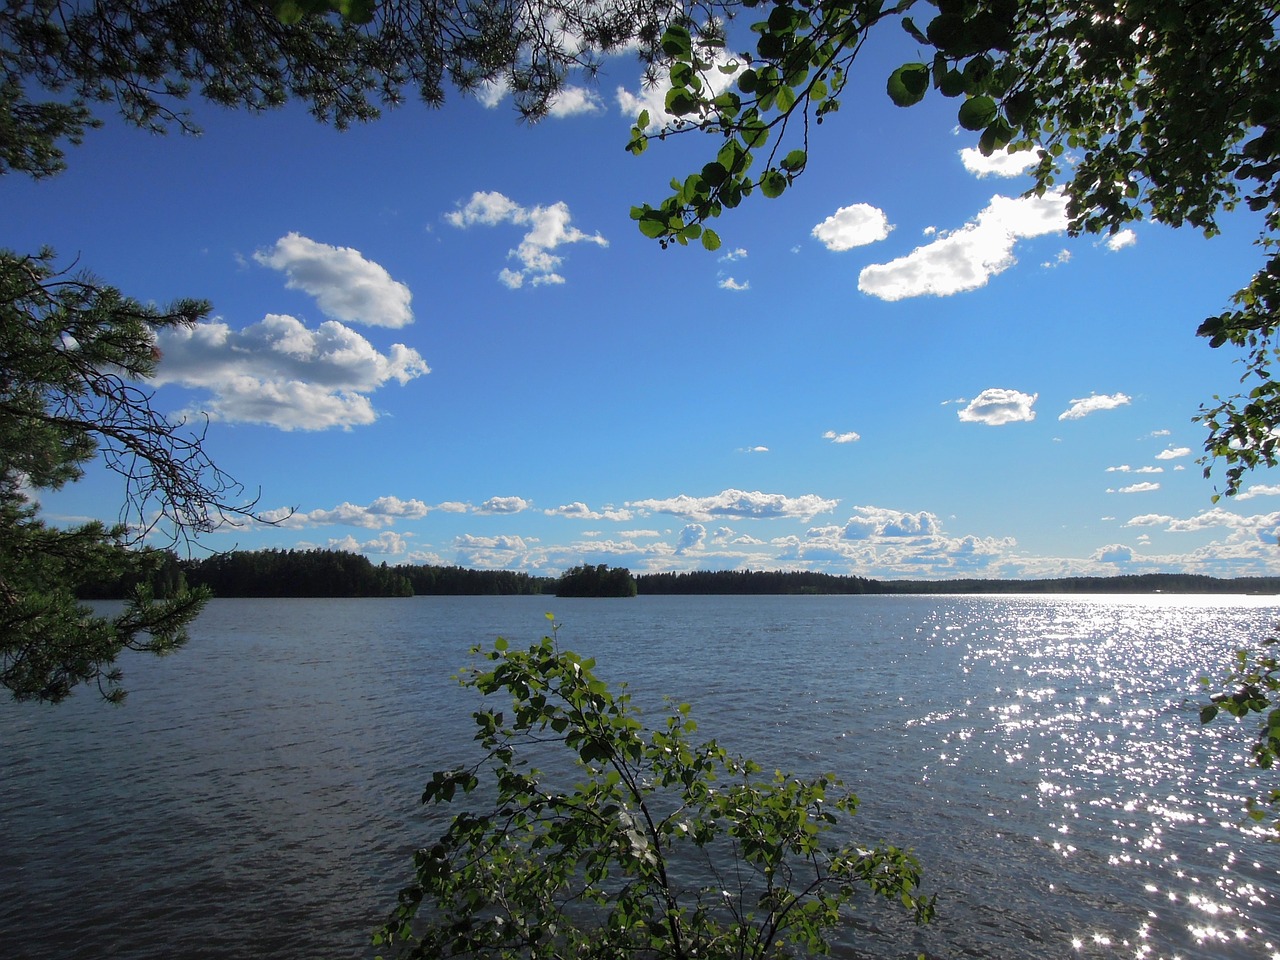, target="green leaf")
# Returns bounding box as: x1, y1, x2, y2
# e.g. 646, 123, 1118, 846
637, 215, 671, 239
887, 63, 930, 107
760, 169, 787, 198
661, 24, 692, 59
701, 228, 721, 251
958, 95, 998, 131
781, 149, 807, 172
665, 88, 700, 117
701, 161, 729, 186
